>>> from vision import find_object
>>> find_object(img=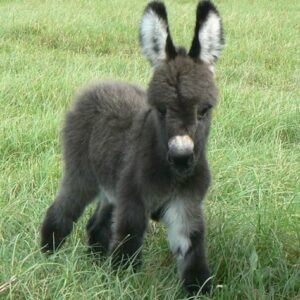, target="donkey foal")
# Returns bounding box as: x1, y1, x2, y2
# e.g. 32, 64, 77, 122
41, 0, 224, 295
